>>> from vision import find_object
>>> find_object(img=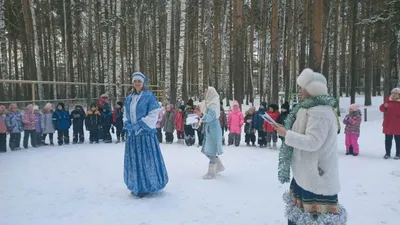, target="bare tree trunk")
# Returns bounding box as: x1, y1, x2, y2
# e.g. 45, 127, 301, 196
311, 0, 323, 72
299, 0, 308, 72
233, 0, 245, 105
350, 0, 358, 103
364, 0, 372, 105
270, 0, 279, 104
